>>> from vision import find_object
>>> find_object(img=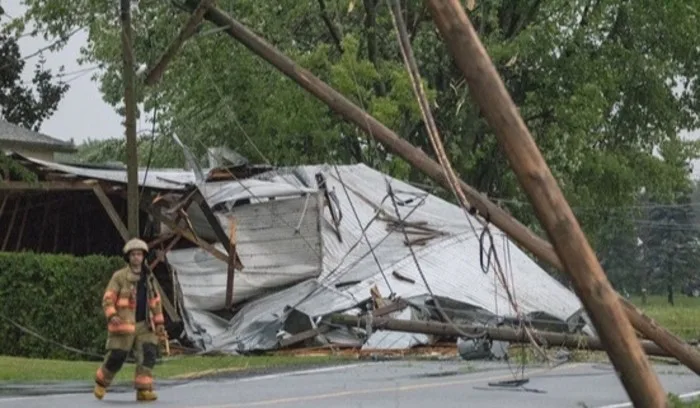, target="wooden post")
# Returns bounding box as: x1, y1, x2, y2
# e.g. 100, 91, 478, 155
14, 203, 28, 251
37, 201, 49, 252
1, 197, 19, 251
120, 0, 139, 238
181, 2, 700, 377
424, 1, 665, 404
